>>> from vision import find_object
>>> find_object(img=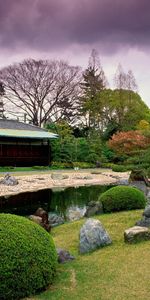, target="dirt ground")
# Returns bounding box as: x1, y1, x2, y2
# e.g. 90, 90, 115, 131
0, 169, 130, 197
